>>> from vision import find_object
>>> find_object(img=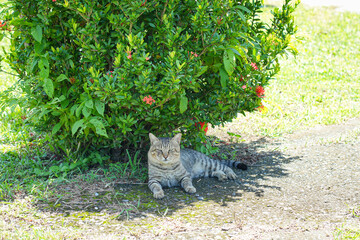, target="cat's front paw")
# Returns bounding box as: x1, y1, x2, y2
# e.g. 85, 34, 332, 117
227, 171, 237, 180
153, 190, 165, 199
223, 169, 237, 180
218, 172, 228, 181
185, 186, 196, 194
